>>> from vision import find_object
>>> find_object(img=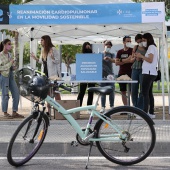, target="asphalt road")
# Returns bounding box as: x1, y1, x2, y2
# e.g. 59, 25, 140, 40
1, 156, 170, 170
